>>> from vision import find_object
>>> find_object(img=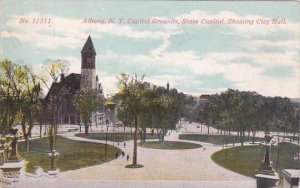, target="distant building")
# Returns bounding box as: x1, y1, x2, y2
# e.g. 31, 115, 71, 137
43, 36, 105, 125
191, 94, 210, 122
199, 94, 209, 107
